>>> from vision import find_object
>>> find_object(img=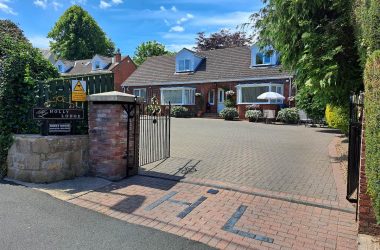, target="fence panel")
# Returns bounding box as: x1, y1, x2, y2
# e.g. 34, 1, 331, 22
35, 73, 114, 134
